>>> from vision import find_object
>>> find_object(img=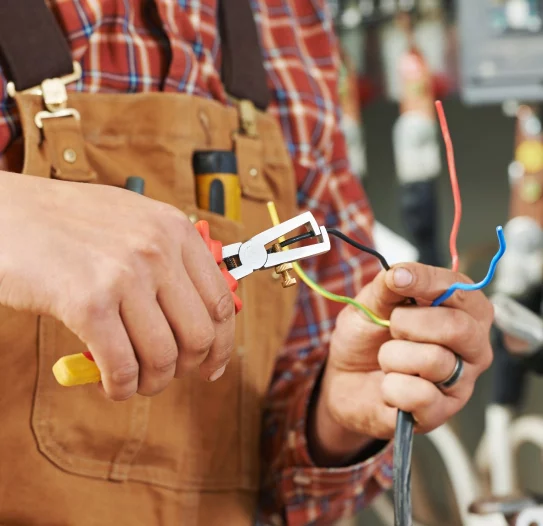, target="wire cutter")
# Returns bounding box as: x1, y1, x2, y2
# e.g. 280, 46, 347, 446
53, 211, 331, 387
